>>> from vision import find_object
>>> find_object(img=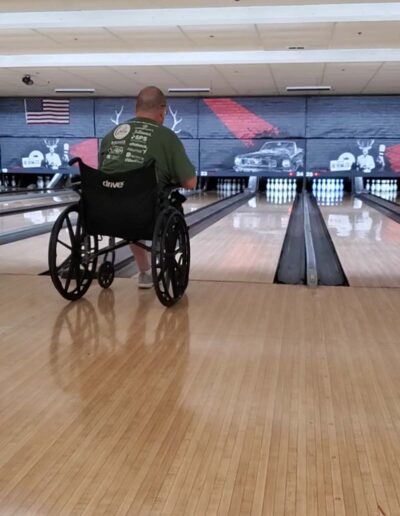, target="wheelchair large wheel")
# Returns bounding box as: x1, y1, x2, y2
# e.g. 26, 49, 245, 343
49, 204, 98, 300
151, 207, 190, 307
